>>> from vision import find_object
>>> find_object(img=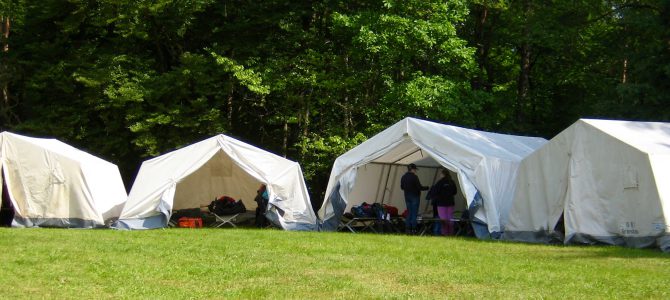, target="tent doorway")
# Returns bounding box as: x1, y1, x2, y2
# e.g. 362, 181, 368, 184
346, 156, 467, 220
0, 170, 15, 227
171, 150, 264, 226
173, 150, 262, 212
